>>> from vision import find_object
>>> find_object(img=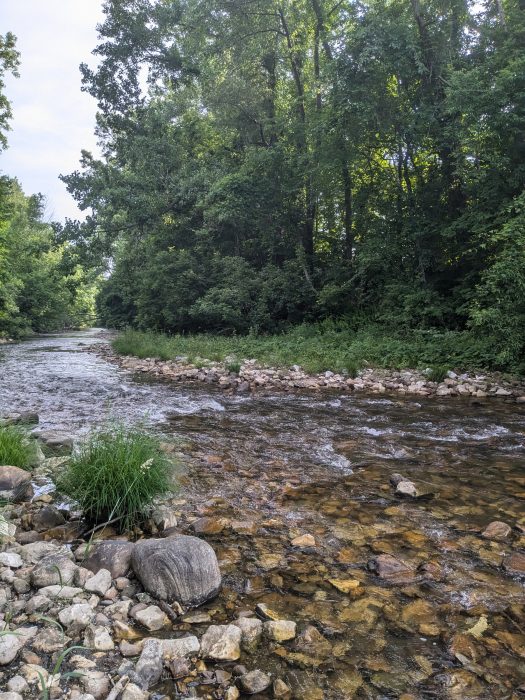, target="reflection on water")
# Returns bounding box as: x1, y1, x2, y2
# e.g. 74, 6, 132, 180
1, 330, 524, 698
